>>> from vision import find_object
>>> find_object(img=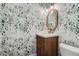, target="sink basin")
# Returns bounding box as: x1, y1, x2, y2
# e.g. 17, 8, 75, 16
36, 30, 58, 38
